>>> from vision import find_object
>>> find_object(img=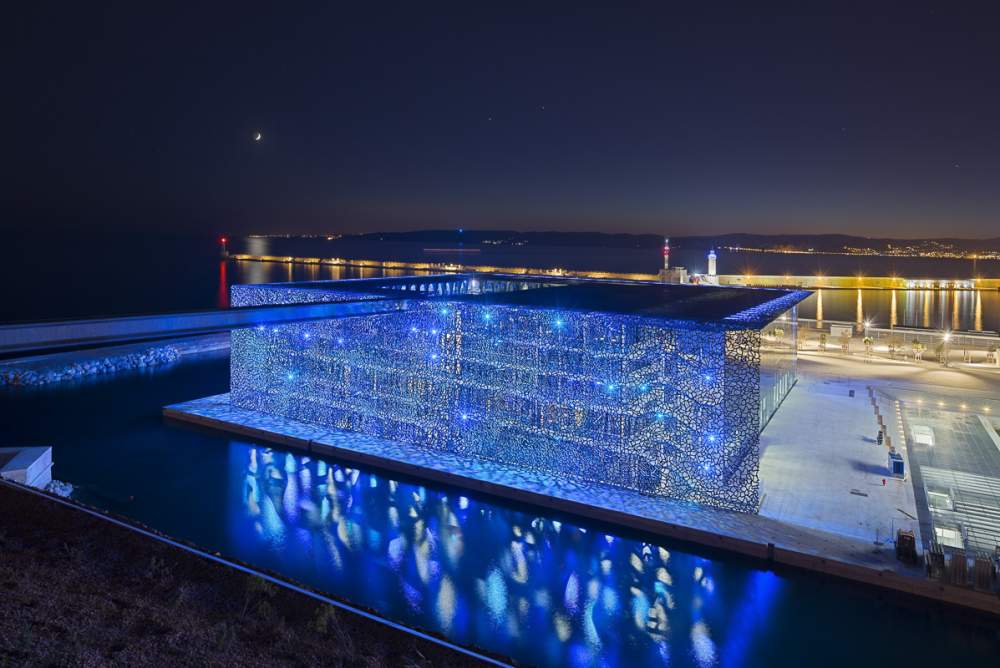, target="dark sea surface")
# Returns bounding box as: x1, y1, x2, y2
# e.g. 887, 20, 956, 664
1, 355, 998, 666
2, 233, 998, 331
